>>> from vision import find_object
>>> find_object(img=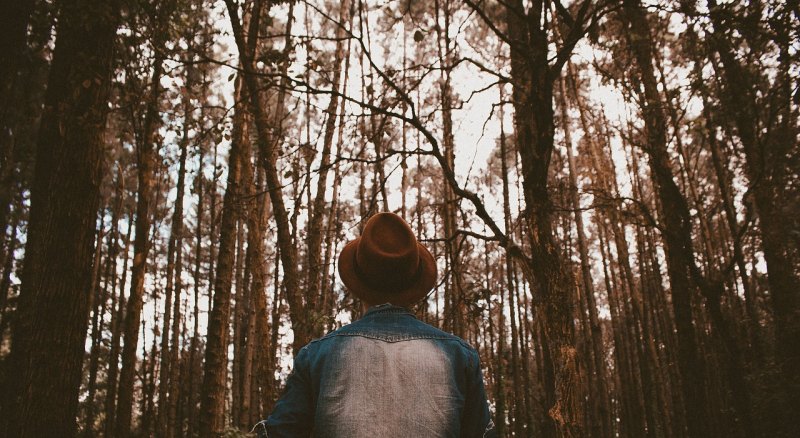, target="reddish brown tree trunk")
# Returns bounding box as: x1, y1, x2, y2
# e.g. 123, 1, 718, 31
157, 100, 190, 436
187, 141, 206, 438
558, 77, 612, 438
225, 0, 308, 354
305, 0, 350, 338
105, 201, 134, 437
707, 3, 800, 430
0, 0, 35, 234
505, 0, 587, 433
435, 0, 465, 339
2, 1, 118, 435
200, 75, 248, 436
83, 225, 106, 435
116, 48, 165, 438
